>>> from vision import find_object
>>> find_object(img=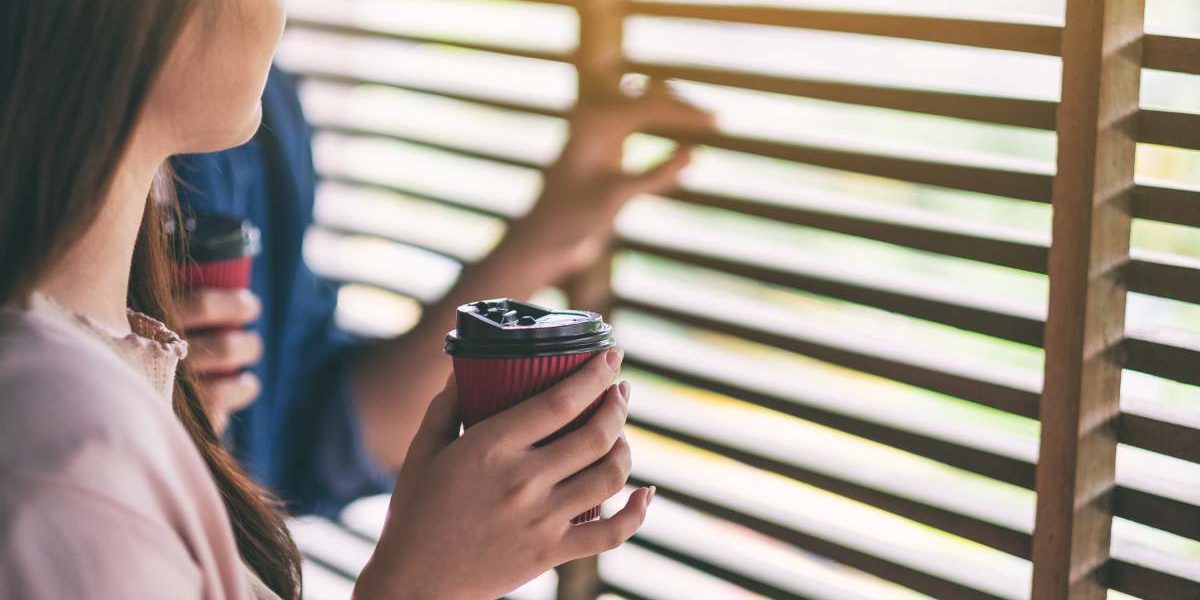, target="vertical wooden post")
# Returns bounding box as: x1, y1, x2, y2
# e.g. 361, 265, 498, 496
576, 0, 627, 104
556, 2, 626, 599
559, 0, 626, 317
1031, 1, 1143, 599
